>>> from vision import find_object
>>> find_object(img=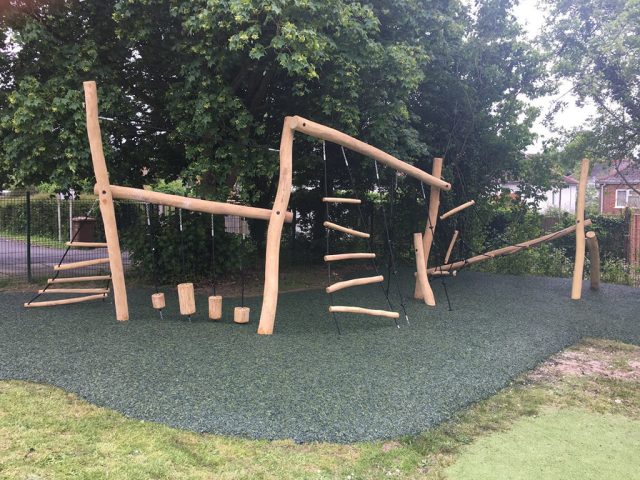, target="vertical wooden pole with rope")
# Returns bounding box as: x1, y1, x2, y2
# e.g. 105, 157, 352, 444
414, 157, 443, 305
571, 158, 590, 300
83, 81, 129, 321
